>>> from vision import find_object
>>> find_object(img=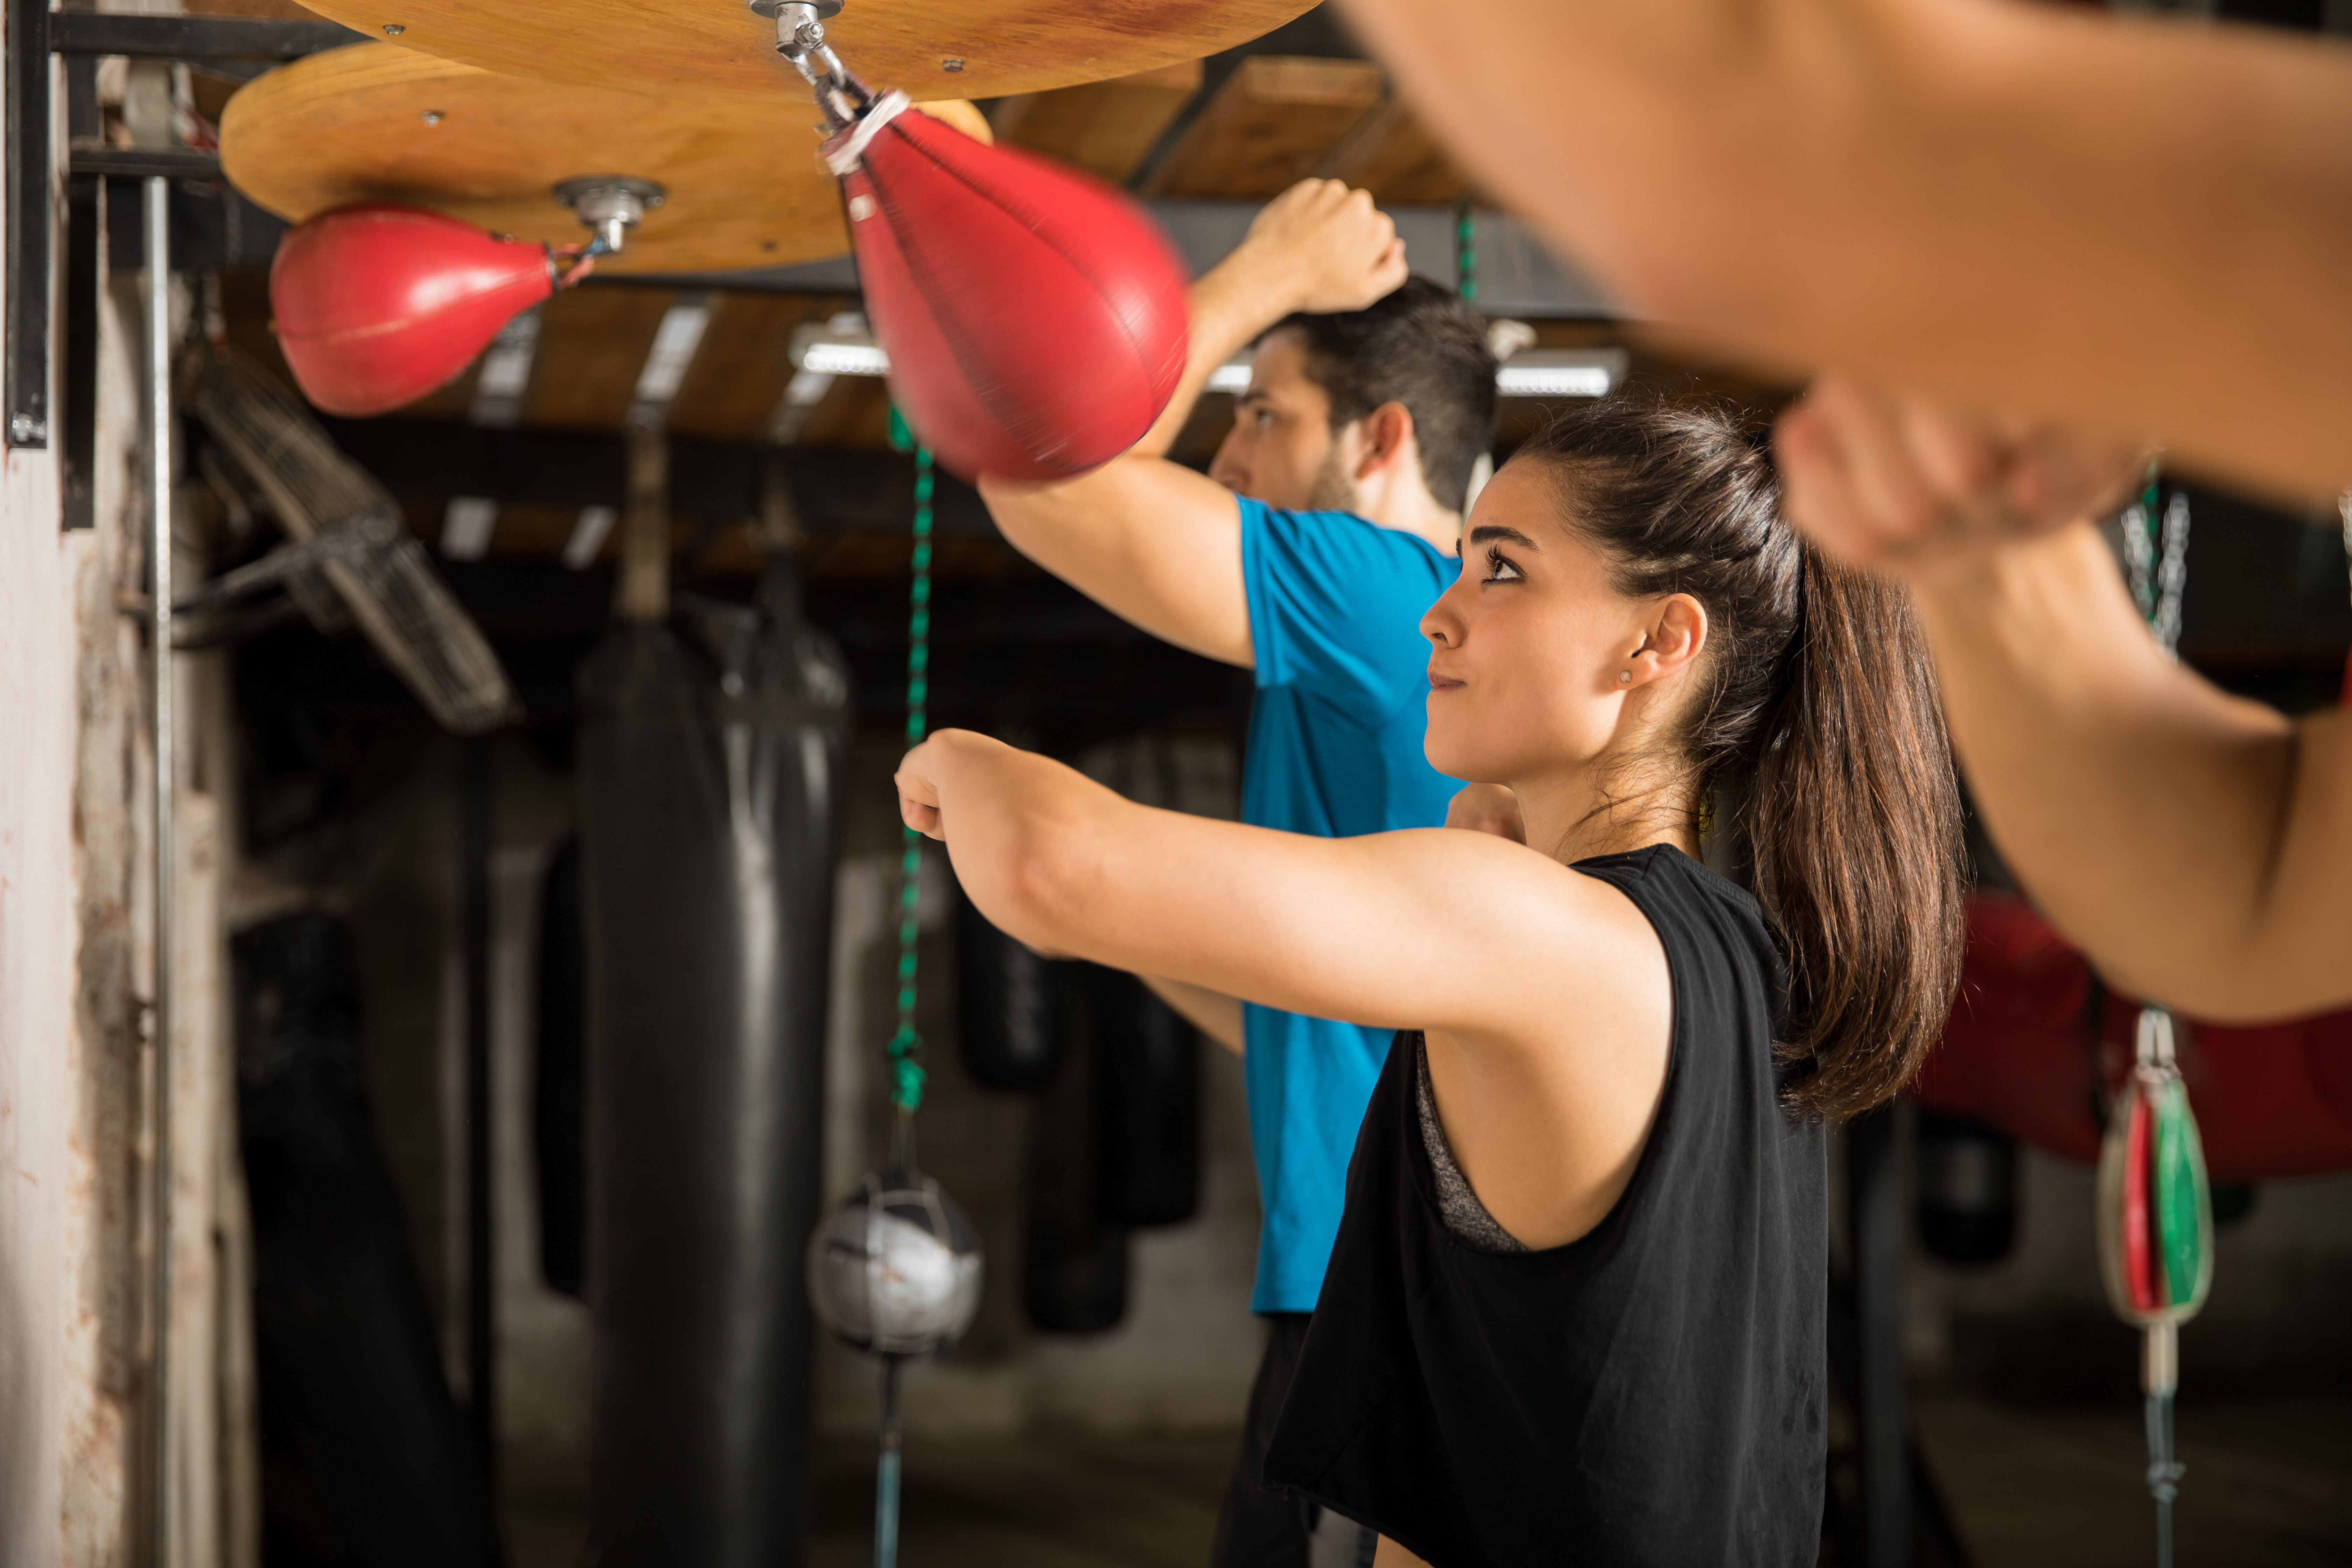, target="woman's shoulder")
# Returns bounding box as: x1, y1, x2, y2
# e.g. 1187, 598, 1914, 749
1573, 845, 1787, 995
1572, 842, 1758, 915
